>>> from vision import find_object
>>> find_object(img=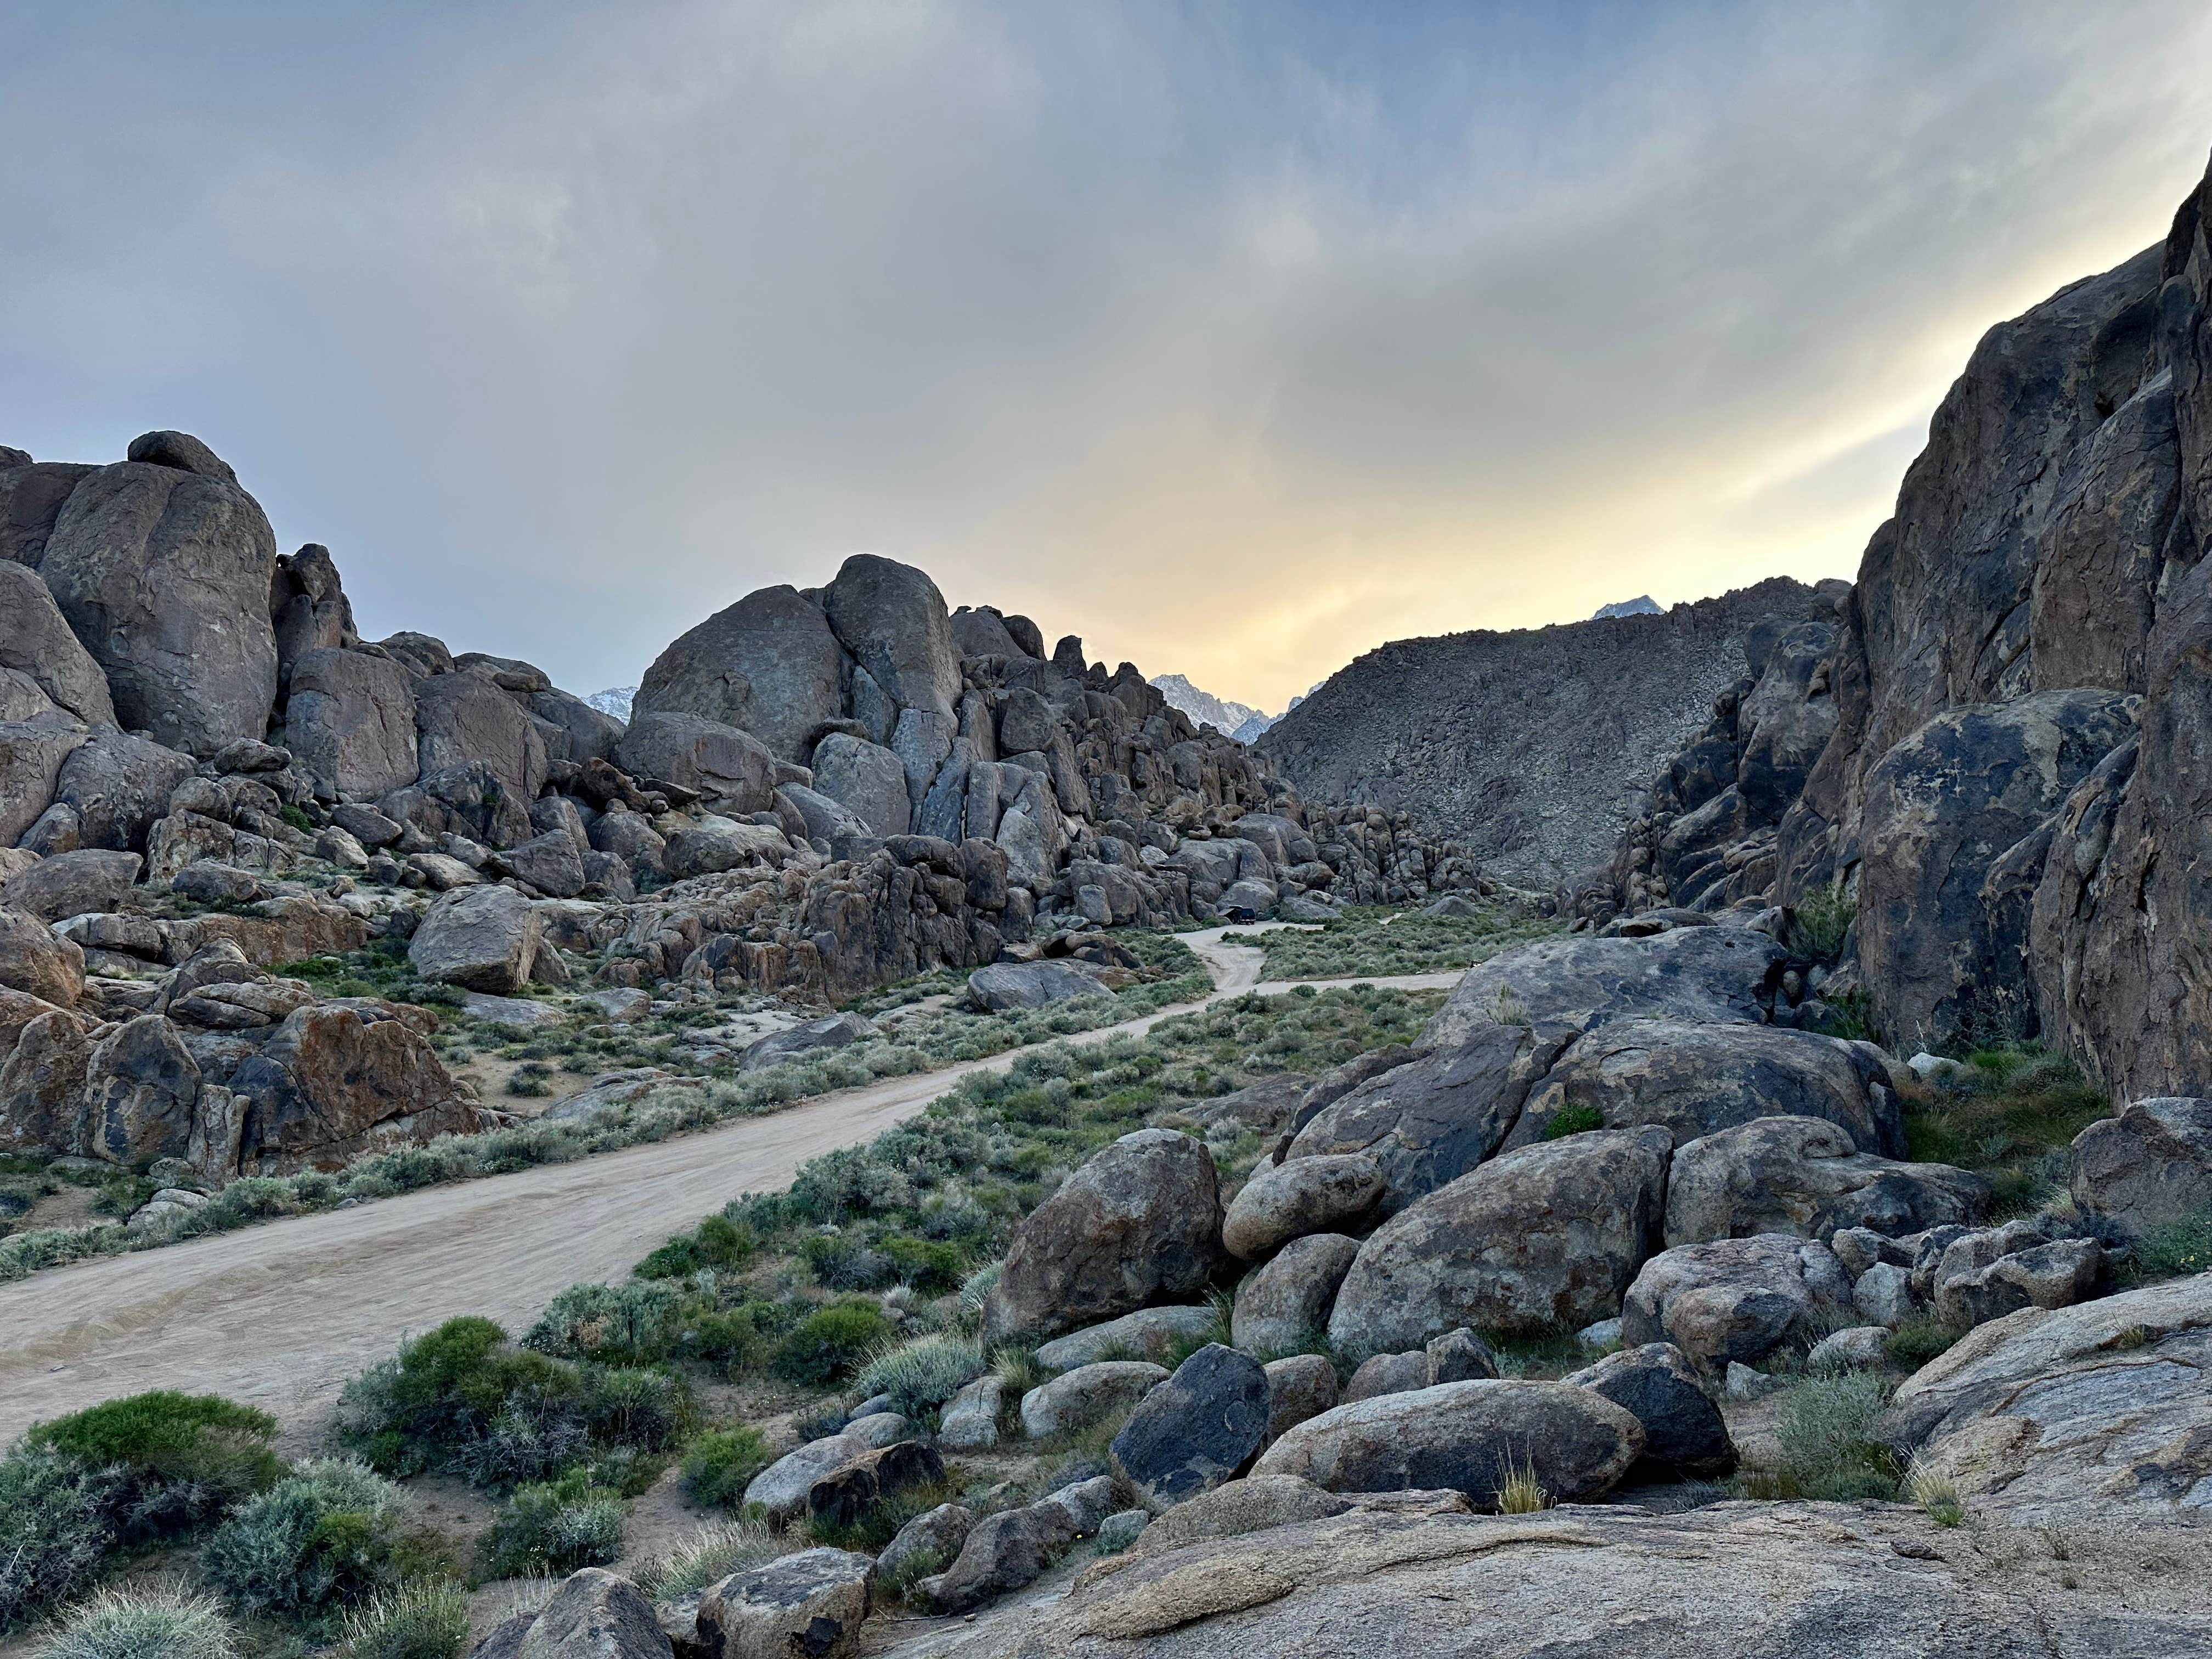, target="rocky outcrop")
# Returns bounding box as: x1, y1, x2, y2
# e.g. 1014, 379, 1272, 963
1620, 1234, 1853, 1369
1661, 1116, 1987, 1247
2070, 1096, 2212, 1227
